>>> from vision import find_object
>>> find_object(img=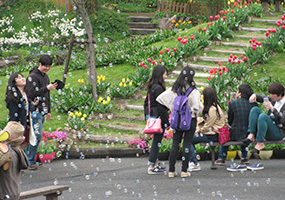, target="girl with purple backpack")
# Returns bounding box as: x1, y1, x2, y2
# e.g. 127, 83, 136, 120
144, 65, 170, 175
157, 66, 203, 178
